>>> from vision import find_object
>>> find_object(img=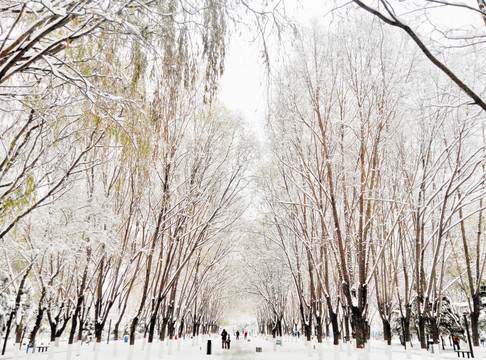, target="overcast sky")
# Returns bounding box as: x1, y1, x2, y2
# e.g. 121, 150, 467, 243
218, 1, 340, 141
219, 29, 267, 139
